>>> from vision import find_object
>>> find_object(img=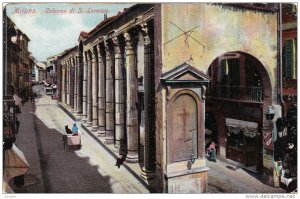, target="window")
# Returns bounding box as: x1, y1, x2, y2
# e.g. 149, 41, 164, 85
283, 38, 297, 80
221, 59, 240, 86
